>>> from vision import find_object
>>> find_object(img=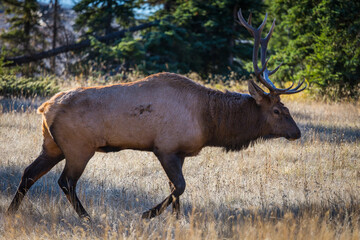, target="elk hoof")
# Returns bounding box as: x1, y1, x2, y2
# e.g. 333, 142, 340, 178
172, 211, 180, 220
80, 214, 92, 223
141, 209, 157, 219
